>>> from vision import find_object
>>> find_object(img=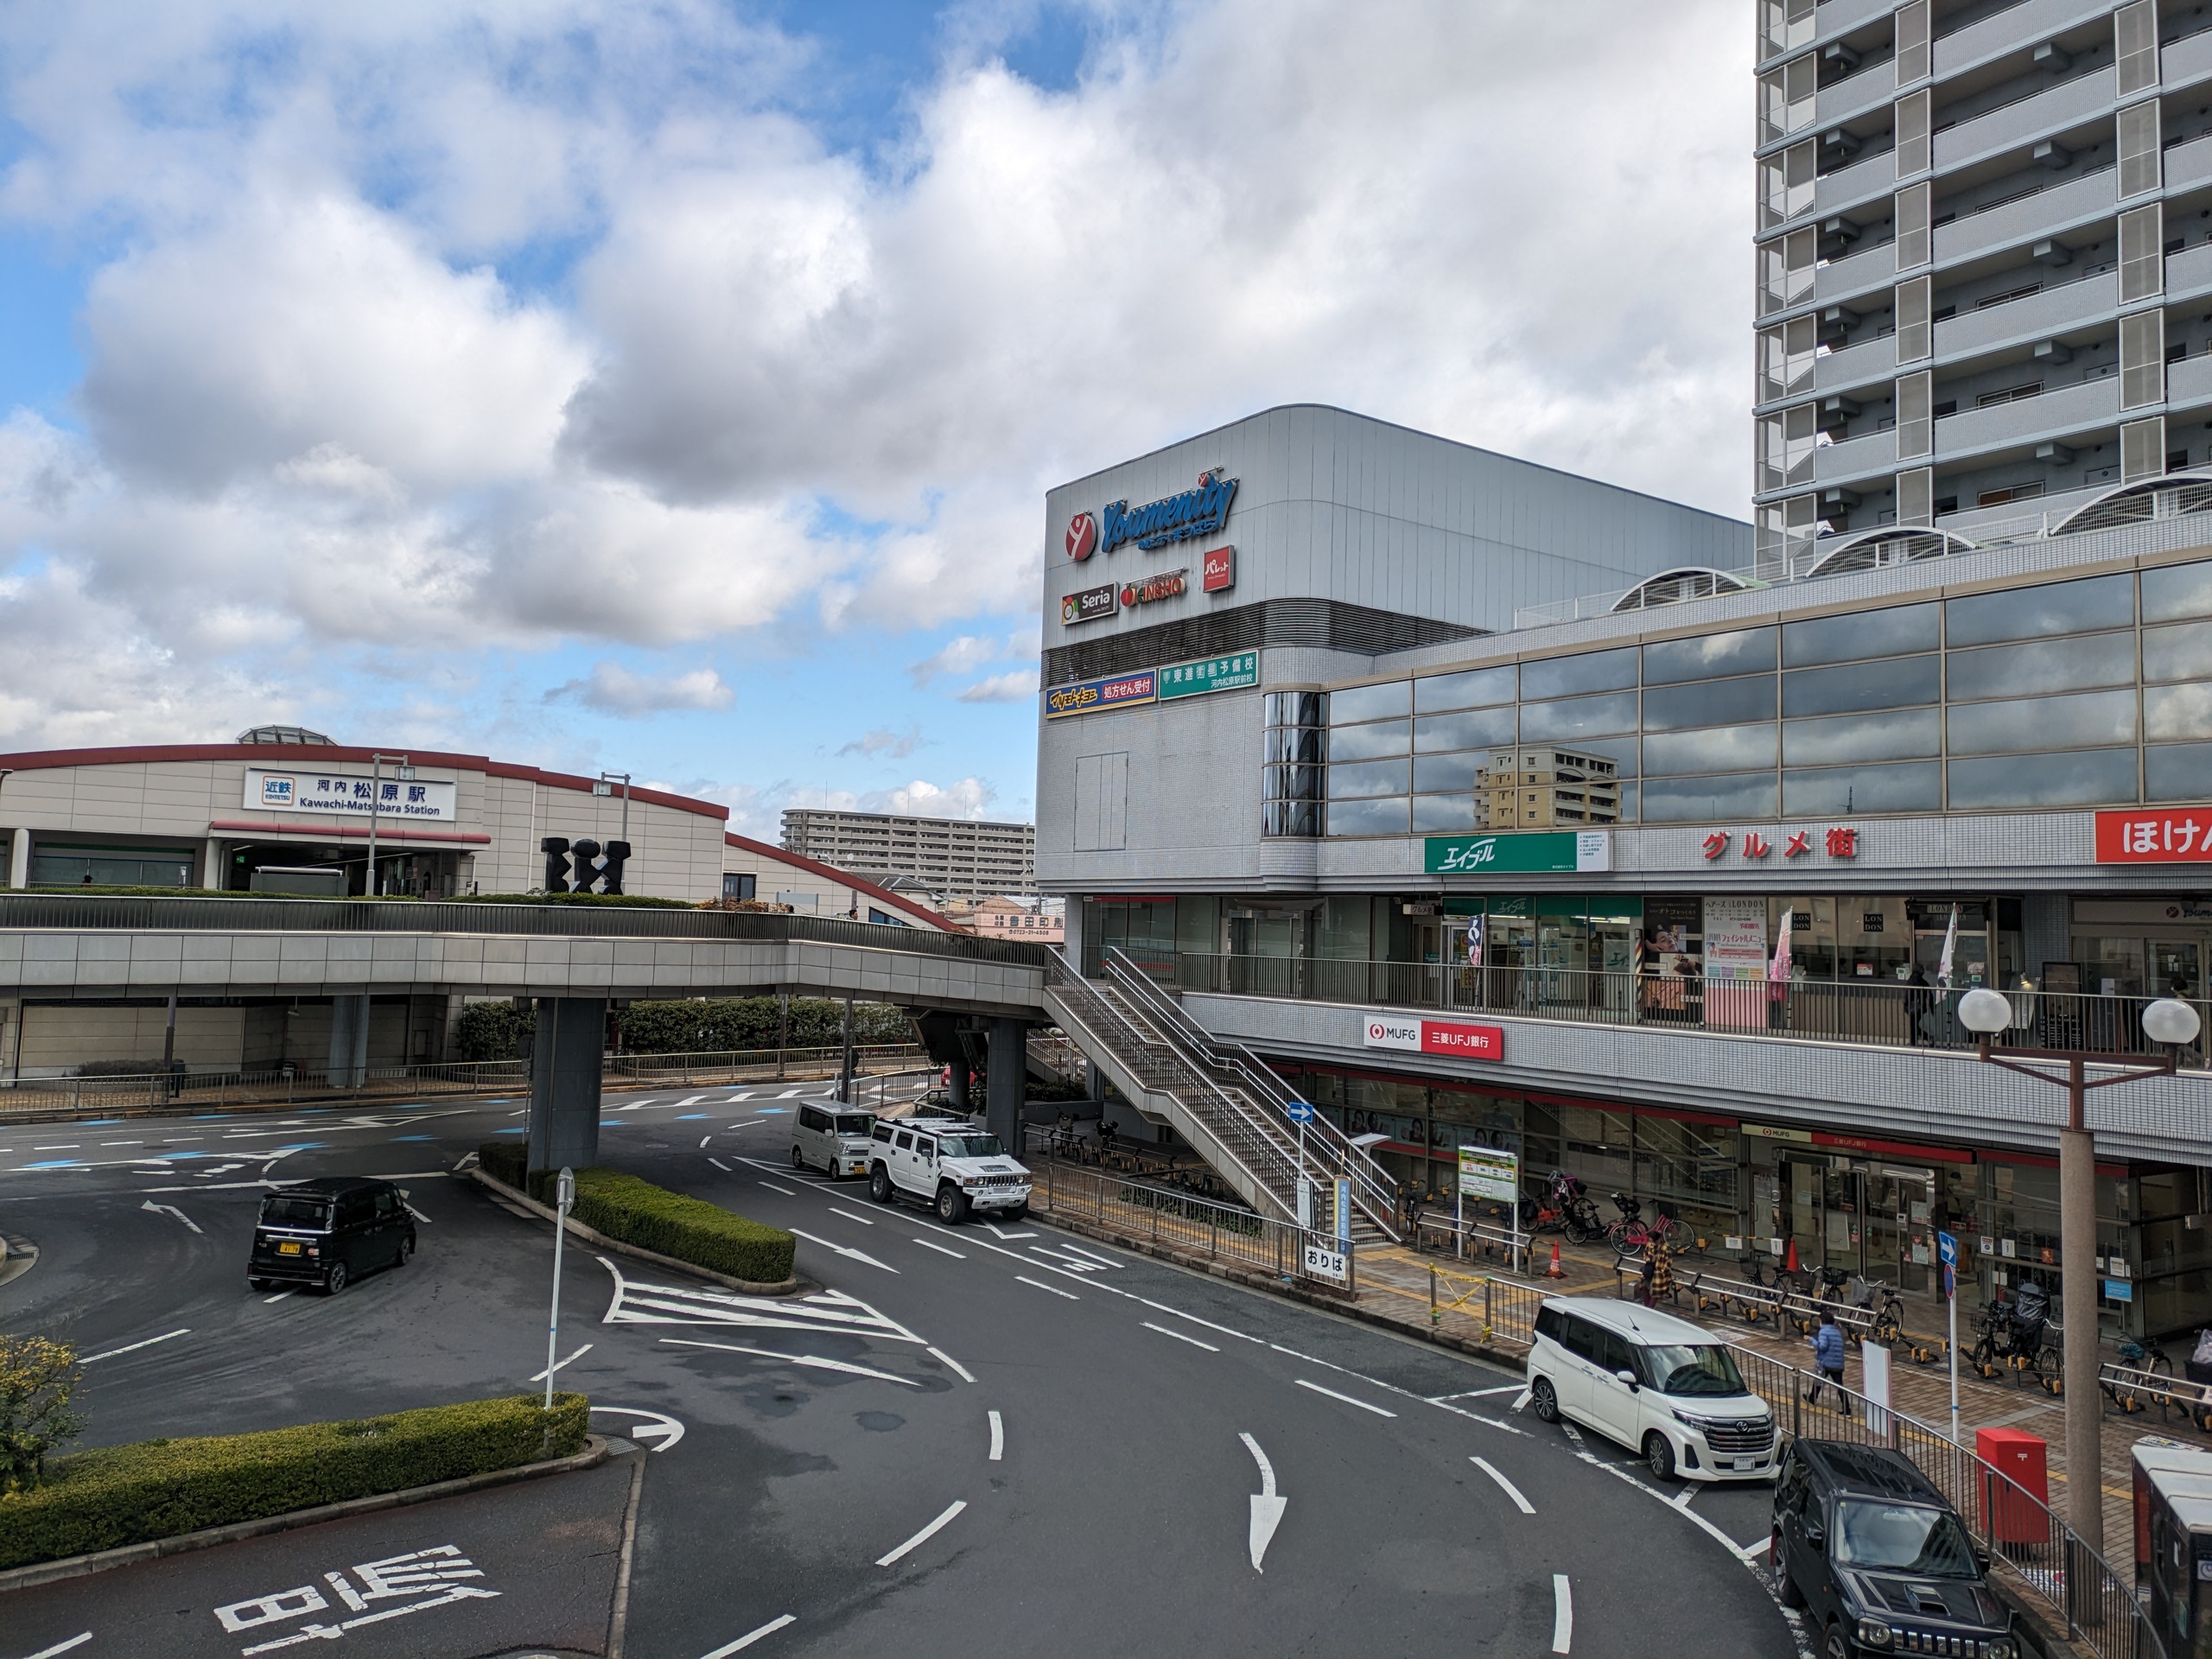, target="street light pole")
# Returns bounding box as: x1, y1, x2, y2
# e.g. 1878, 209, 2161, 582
545, 1166, 575, 1419
596, 772, 632, 842
1958, 985, 2200, 1560
365, 753, 411, 898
